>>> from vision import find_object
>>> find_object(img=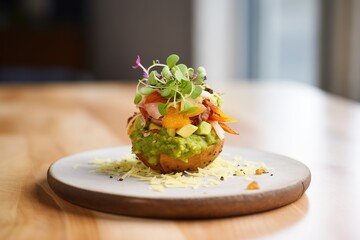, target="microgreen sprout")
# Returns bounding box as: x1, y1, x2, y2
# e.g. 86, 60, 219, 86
132, 55, 149, 78
132, 54, 208, 115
